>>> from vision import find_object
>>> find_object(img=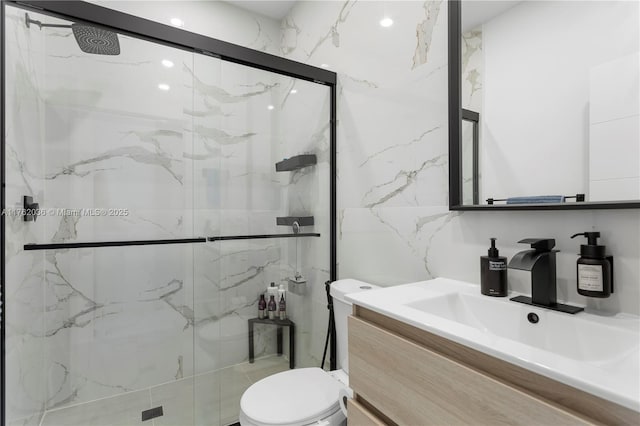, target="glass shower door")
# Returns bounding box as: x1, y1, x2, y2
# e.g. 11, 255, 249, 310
3, 5, 206, 425
192, 57, 332, 426
4, 4, 332, 426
